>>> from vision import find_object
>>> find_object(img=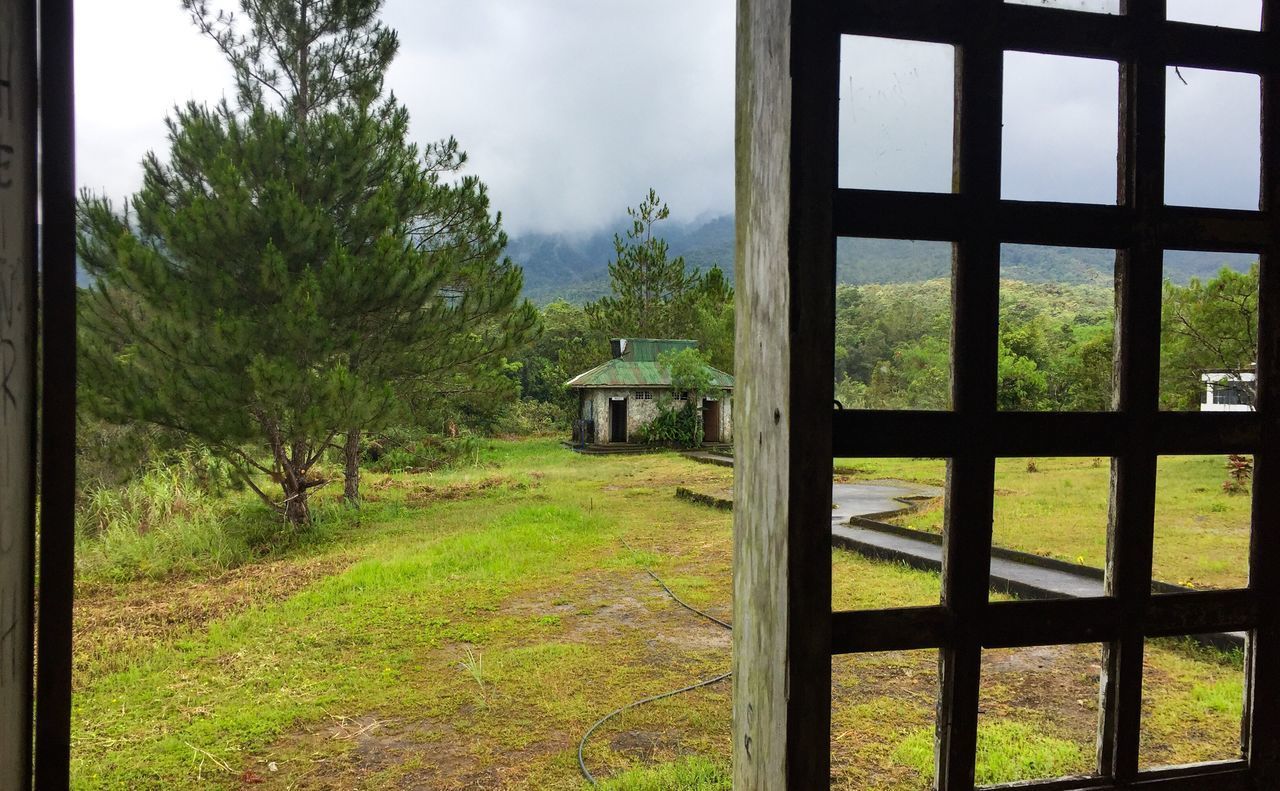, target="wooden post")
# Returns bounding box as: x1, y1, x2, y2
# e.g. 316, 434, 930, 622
733, 0, 836, 788
0, 2, 38, 788
1247, 1, 1280, 784
36, 0, 76, 785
